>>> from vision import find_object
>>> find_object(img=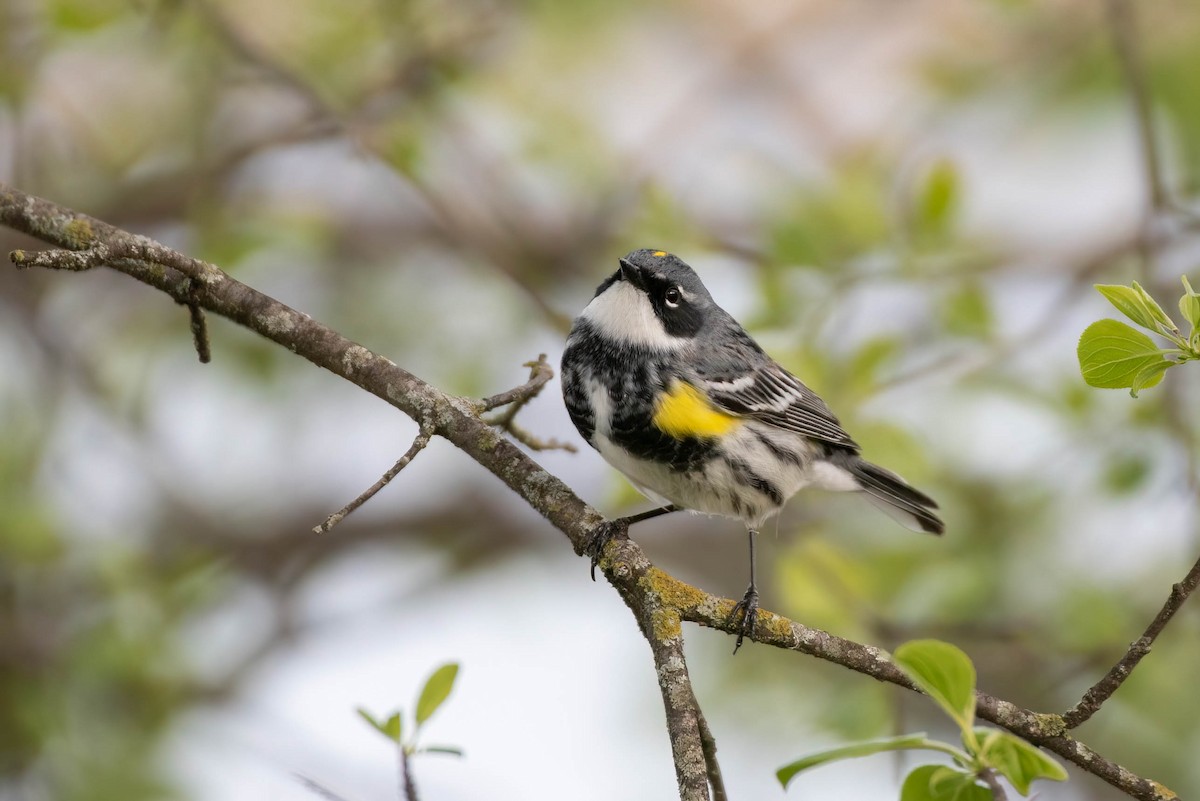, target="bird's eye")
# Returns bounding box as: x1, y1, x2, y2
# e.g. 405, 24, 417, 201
664, 287, 682, 308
